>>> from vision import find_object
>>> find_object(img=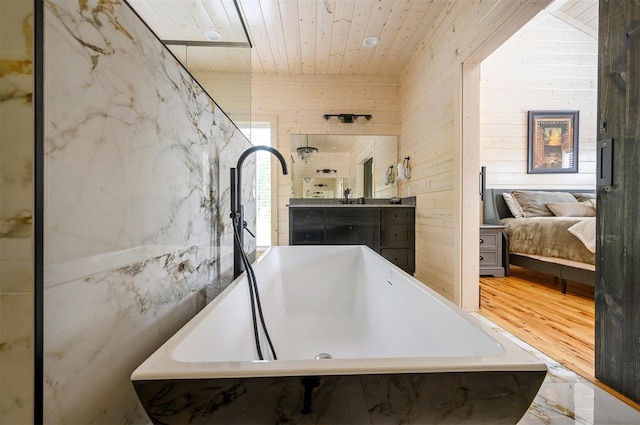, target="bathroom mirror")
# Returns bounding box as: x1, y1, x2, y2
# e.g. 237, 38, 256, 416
290, 135, 398, 199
